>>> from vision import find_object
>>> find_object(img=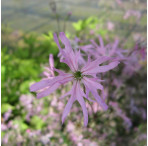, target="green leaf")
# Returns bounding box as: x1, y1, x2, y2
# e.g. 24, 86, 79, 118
19, 80, 32, 93
1, 103, 14, 114
13, 119, 28, 132
30, 116, 45, 130
1, 131, 6, 139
